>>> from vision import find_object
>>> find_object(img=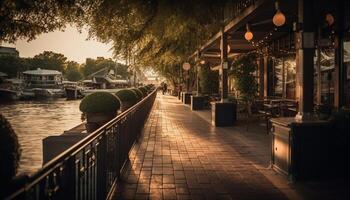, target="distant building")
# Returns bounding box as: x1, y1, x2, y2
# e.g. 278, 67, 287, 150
0, 46, 19, 57
86, 67, 129, 89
